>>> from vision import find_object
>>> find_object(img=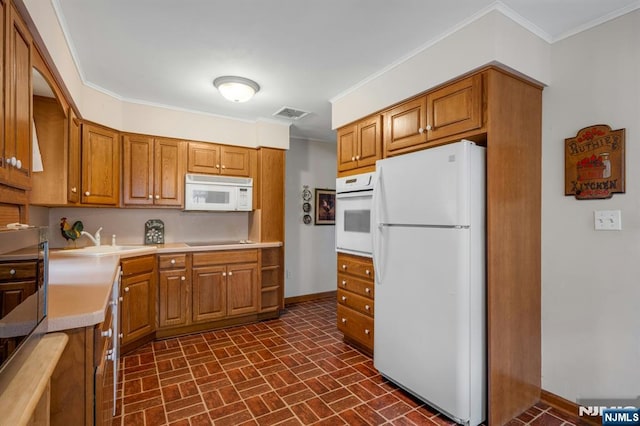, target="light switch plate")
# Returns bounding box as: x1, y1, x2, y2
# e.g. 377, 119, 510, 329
594, 210, 622, 230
